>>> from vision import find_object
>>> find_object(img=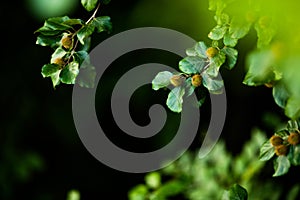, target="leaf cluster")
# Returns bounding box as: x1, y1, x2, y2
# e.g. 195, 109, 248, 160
35, 0, 112, 88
